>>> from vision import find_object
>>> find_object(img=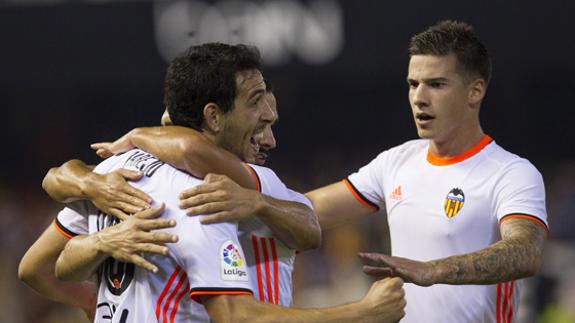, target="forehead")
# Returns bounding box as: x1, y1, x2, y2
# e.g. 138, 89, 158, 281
235, 69, 265, 97
408, 54, 458, 79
